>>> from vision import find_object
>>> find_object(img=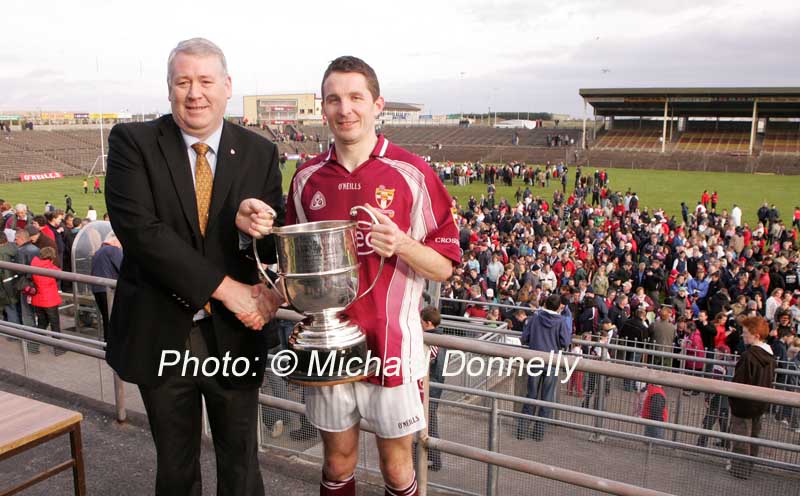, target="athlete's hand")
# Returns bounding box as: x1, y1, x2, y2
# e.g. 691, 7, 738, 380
363, 204, 411, 258
236, 198, 277, 239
